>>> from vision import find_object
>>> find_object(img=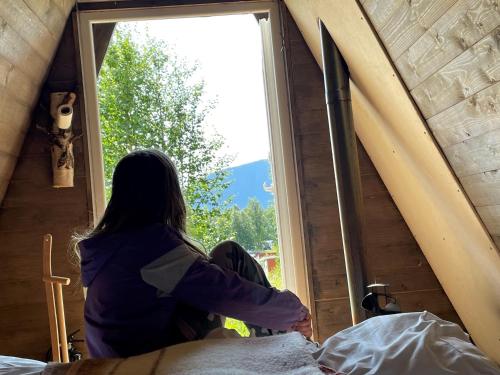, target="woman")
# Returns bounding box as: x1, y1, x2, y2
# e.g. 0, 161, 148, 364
78, 150, 311, 358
